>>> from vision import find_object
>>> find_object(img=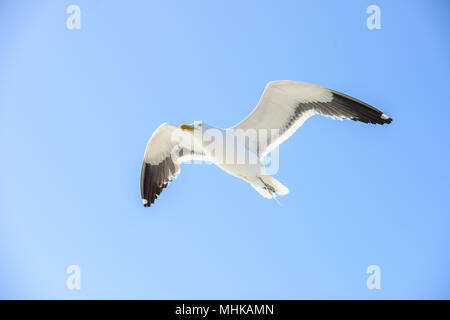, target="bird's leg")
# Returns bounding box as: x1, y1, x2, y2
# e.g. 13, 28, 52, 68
258, 177, 275, 193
